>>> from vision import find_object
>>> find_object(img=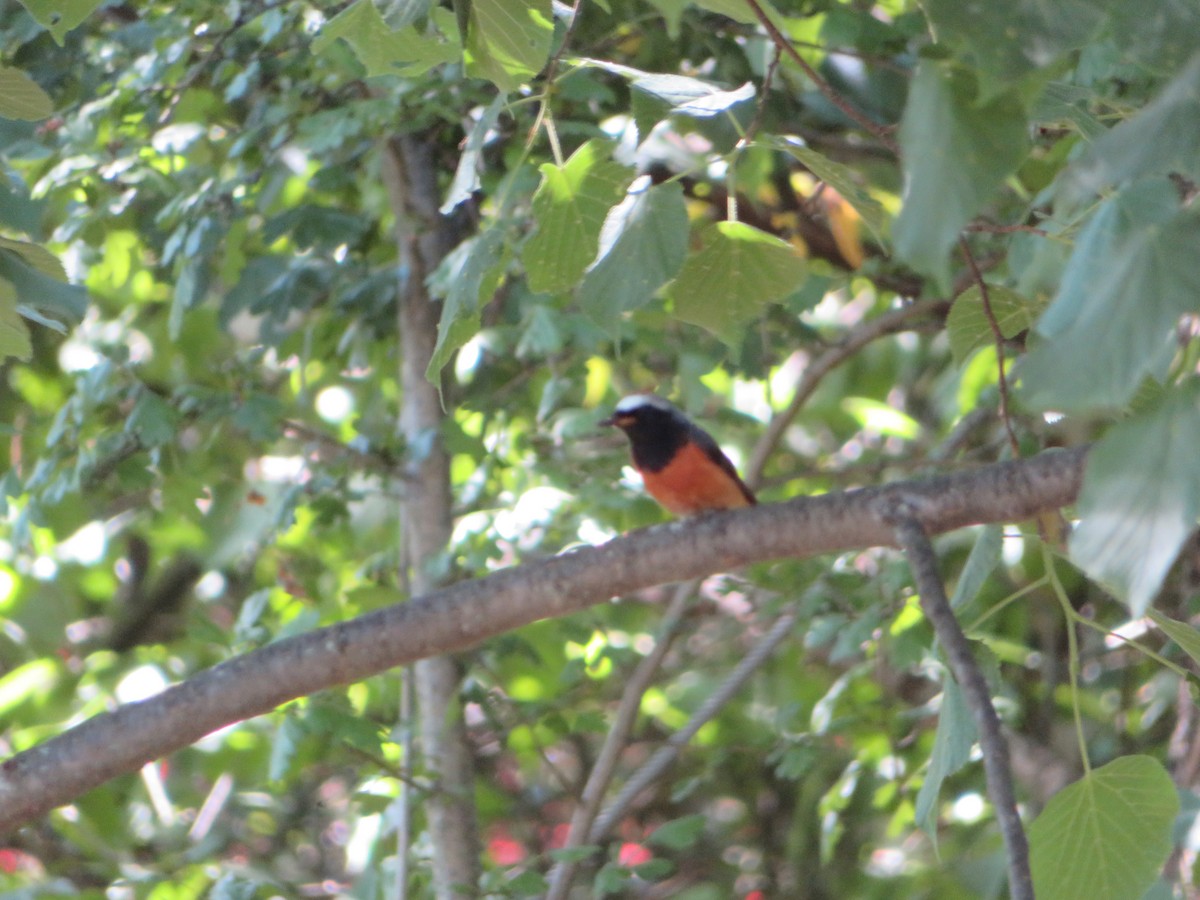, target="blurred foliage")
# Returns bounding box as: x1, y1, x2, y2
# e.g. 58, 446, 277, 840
1, 0, 1200, 897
